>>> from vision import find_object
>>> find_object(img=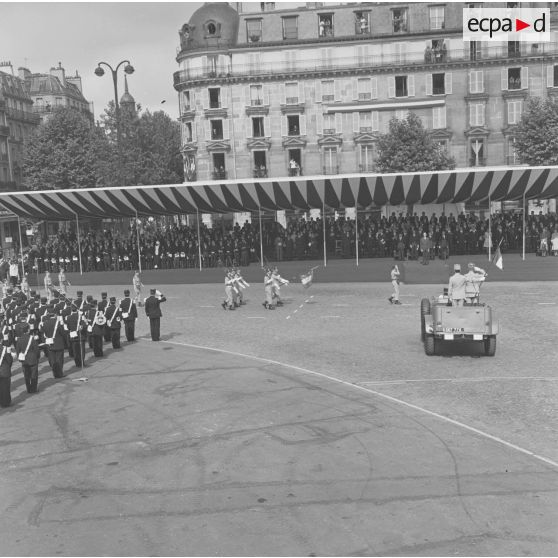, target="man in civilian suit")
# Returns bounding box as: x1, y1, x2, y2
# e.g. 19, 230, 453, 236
144, 289, 166, 341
